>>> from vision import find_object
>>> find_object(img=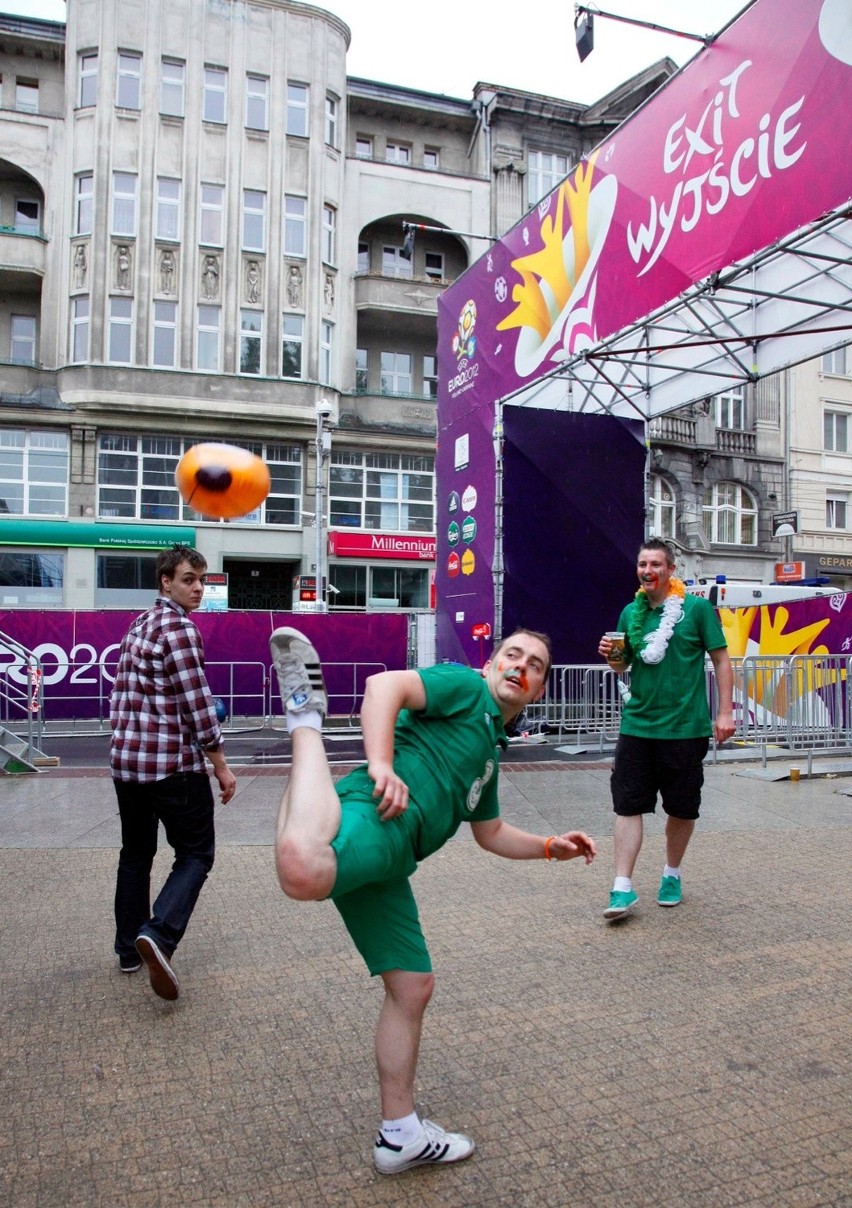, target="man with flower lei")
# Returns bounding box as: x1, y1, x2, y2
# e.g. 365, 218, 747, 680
598, 538, 735, 920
